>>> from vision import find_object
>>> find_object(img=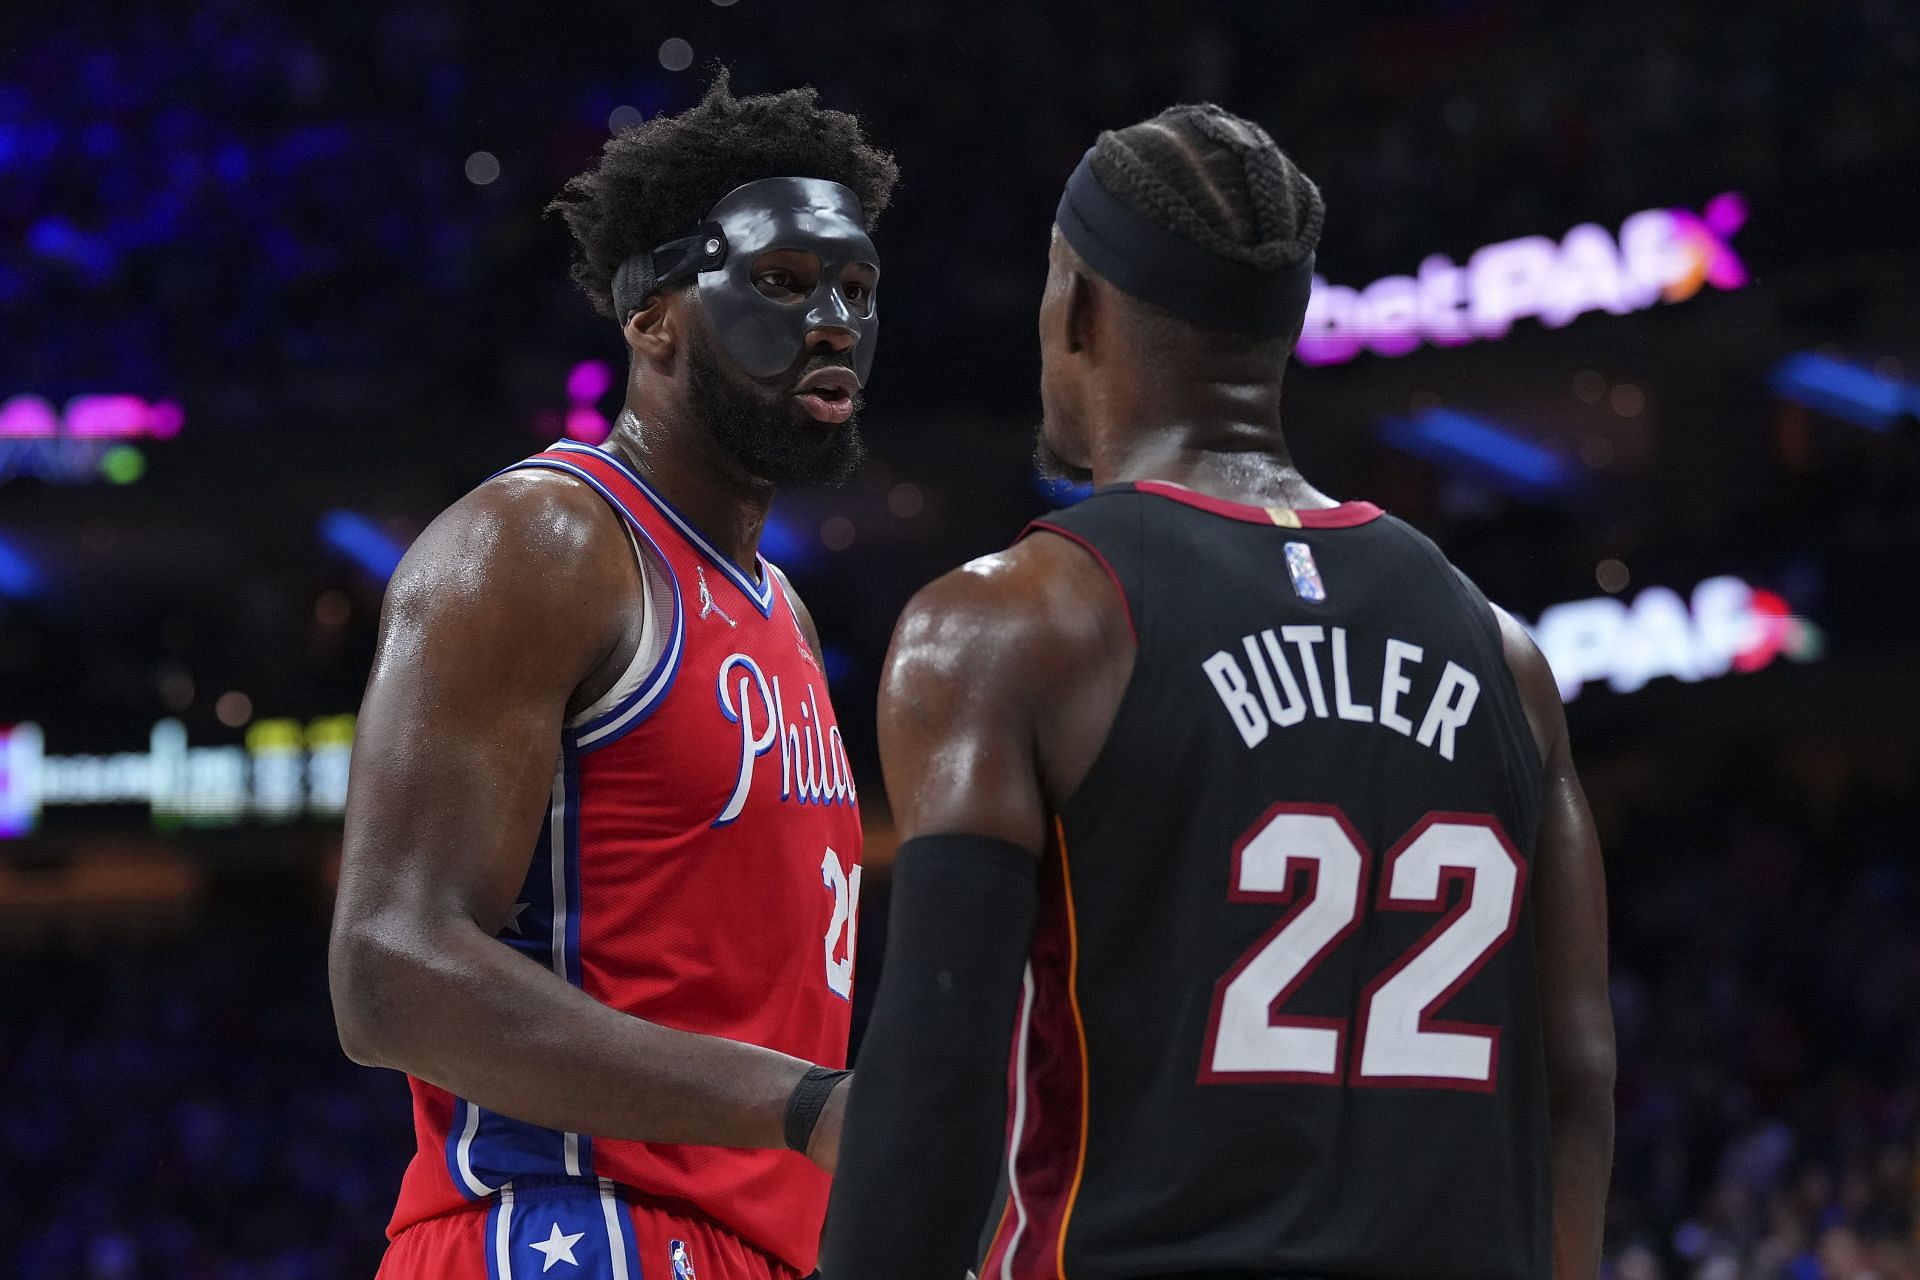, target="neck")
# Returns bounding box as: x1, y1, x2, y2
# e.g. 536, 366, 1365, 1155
1085, 365, 1337, 511
603, 397, 772, 579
